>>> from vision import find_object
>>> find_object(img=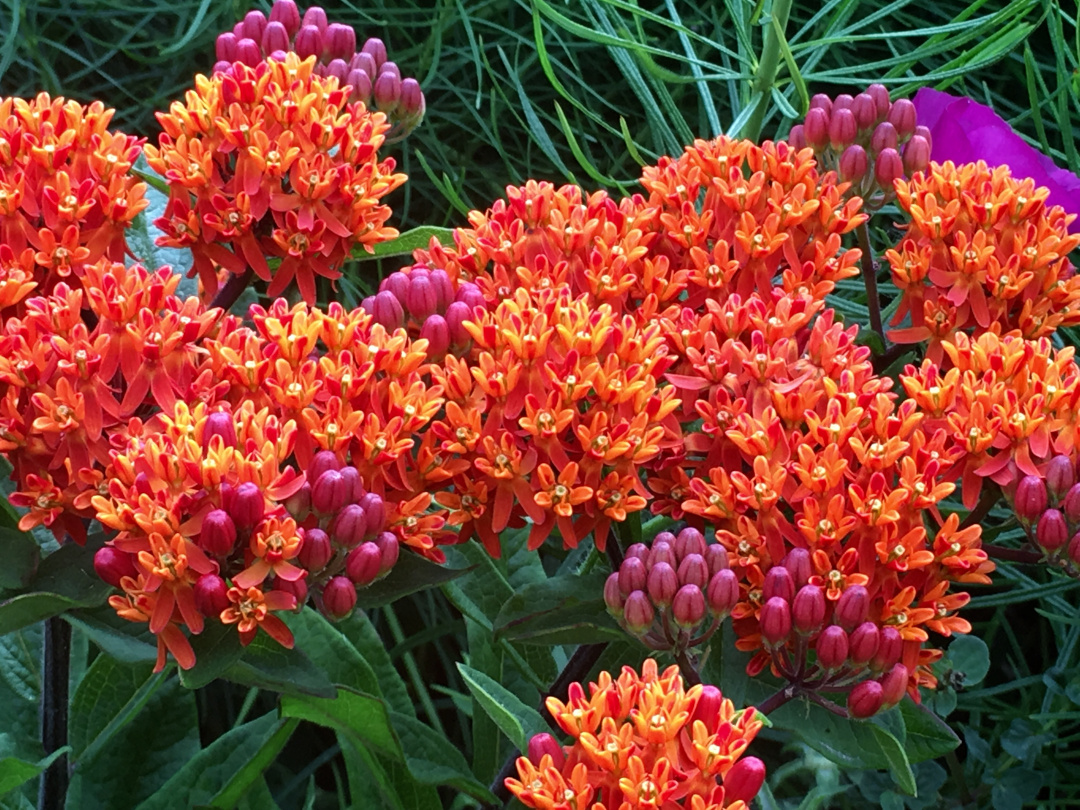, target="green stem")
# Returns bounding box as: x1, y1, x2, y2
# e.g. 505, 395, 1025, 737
383, 605, 446, 737
742, 0, 794, 141
855, 221, 885, 345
